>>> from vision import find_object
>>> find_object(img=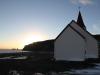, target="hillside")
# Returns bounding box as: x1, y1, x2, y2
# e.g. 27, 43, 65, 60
23, 39, 54, 52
